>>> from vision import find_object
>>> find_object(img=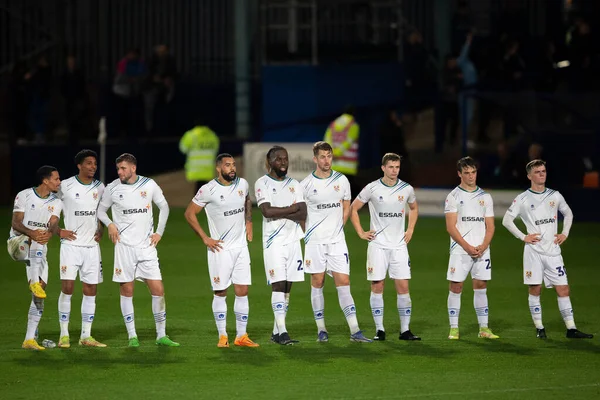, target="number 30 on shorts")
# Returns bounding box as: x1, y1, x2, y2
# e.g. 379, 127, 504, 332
556, 266, 566, 277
